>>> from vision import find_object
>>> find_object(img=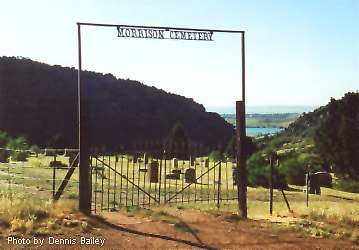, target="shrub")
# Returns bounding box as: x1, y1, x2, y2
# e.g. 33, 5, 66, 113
11, 151, 29, 162
0, 131, 10, 147
279, 153, 322, 185
0, 149, 10, 163
280, 158, 306, 185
